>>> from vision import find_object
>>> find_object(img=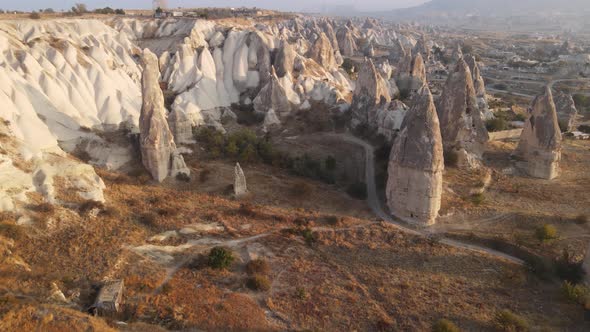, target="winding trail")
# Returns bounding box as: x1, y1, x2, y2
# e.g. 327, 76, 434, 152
328, 133, 525, 265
